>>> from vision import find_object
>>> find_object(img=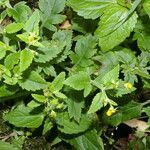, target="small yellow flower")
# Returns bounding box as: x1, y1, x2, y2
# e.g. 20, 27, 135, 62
28, 32, 38, 44
106, 107, 117, 117
124, 82, 133, 89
